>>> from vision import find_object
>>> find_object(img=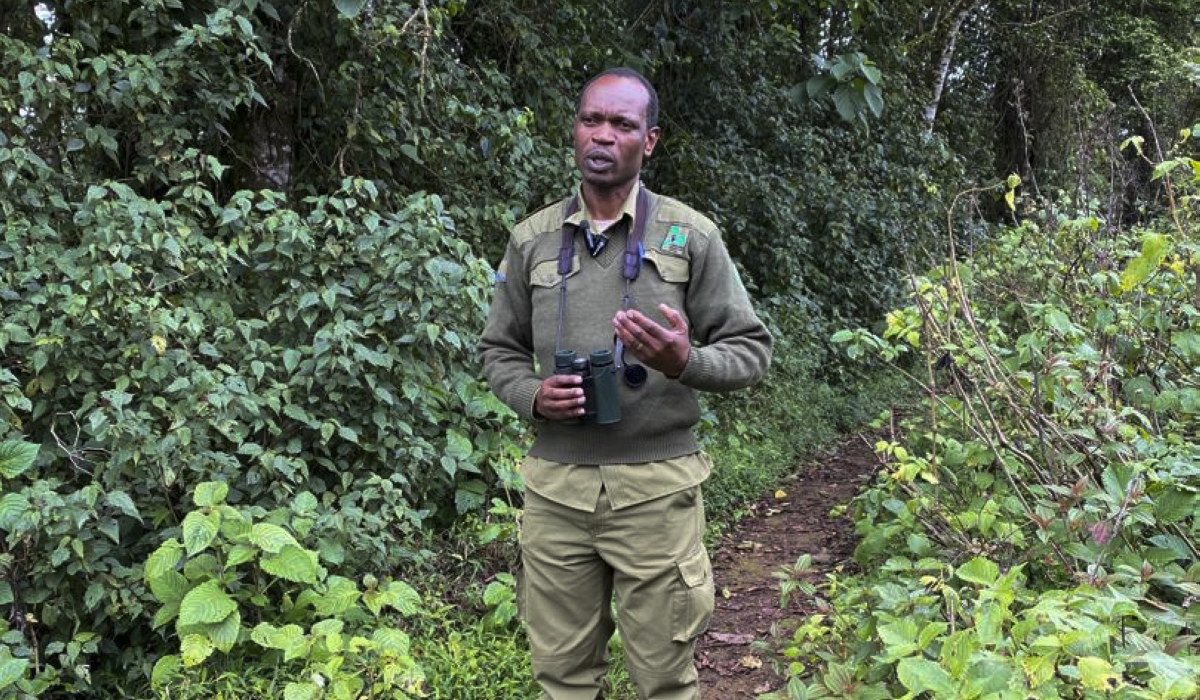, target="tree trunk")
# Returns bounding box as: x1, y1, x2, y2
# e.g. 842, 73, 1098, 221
923, 0, 981, 131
